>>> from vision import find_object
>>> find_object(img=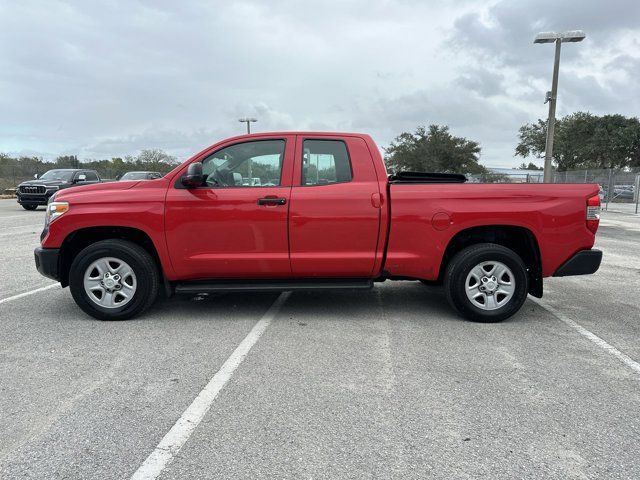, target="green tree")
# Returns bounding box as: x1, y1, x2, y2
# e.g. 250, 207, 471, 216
0, 149, 179, 186
385, 125, 484, 174
136, 149, 176, 165
518, 162, 543, 170
55, 155, 79, 168
134, 149, 178, 172
515, 112, 640, 171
